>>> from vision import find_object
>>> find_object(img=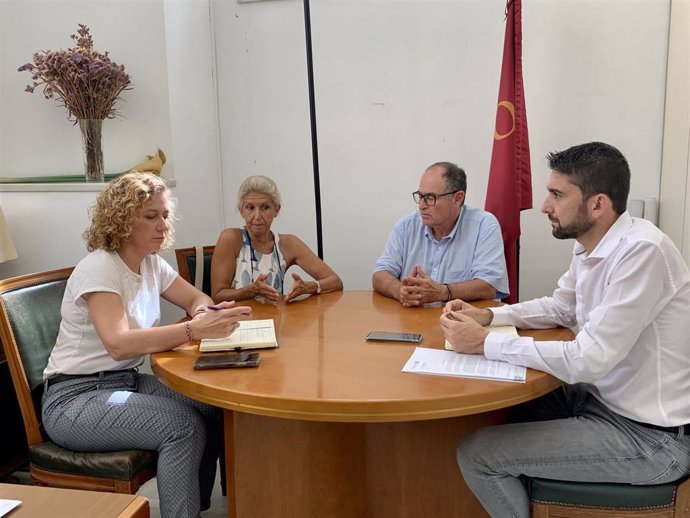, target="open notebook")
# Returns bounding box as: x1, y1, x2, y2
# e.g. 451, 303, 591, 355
199, 319, 278, 352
